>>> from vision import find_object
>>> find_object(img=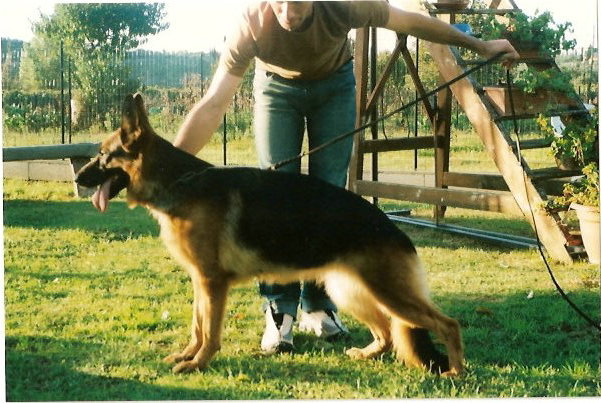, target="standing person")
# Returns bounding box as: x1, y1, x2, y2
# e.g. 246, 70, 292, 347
173, 1, 518, 355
